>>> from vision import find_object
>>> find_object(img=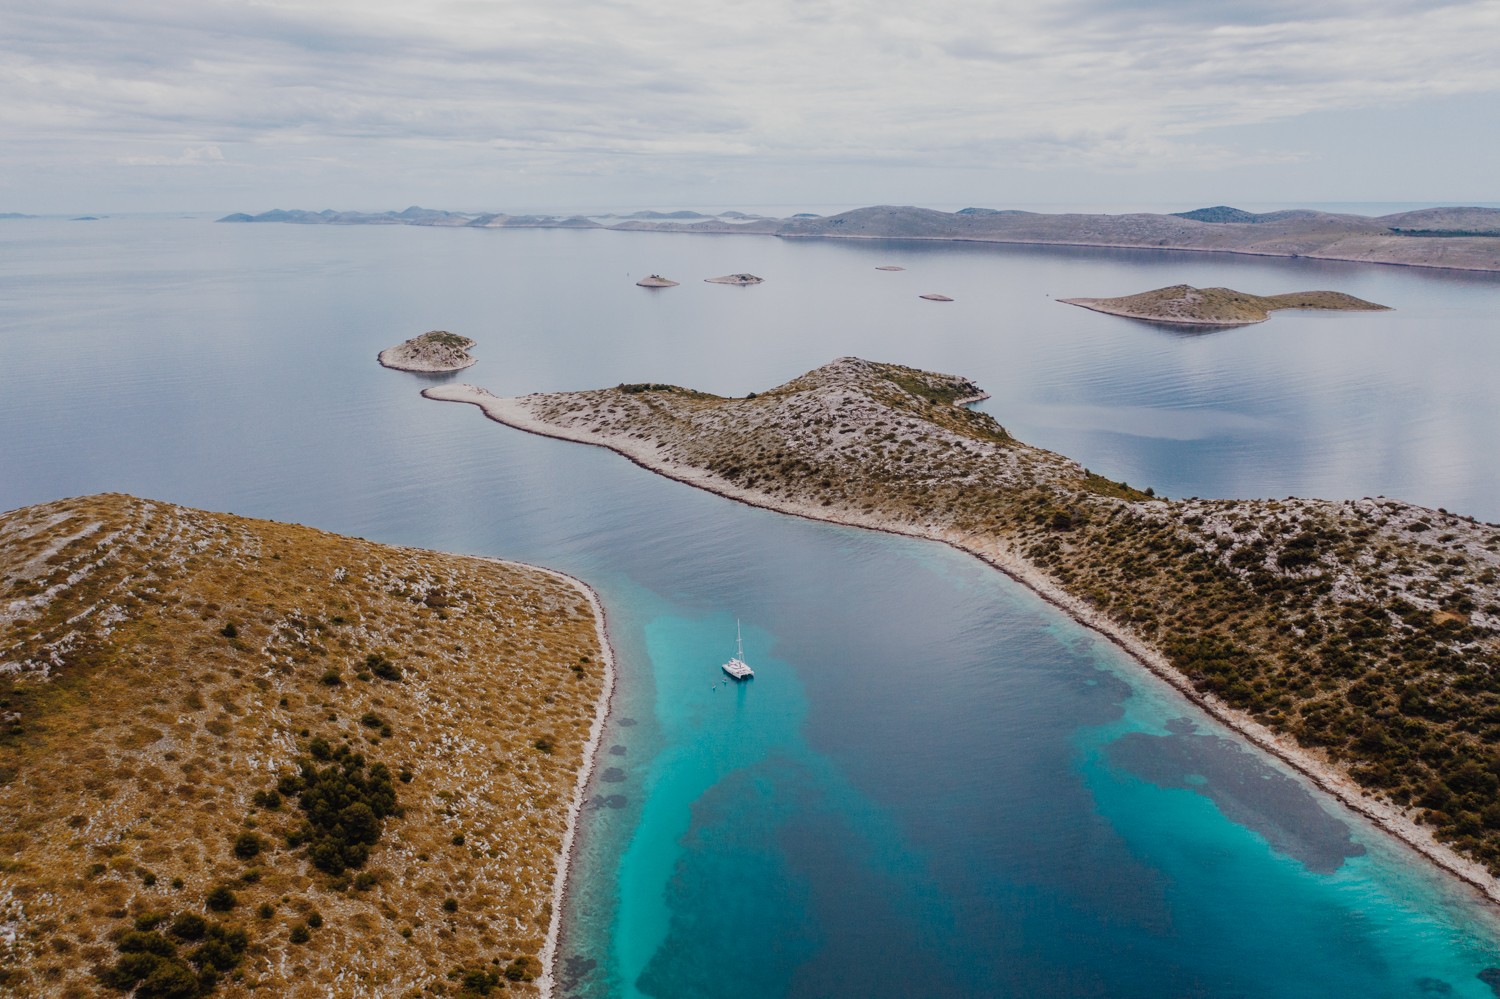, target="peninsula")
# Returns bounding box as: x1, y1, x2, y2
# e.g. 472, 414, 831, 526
377, 330, 478, 372
0, 493, 611, 997
1060, 285, 1390, 326
423, 360, 1500, 904
220, 204, 1500, 273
